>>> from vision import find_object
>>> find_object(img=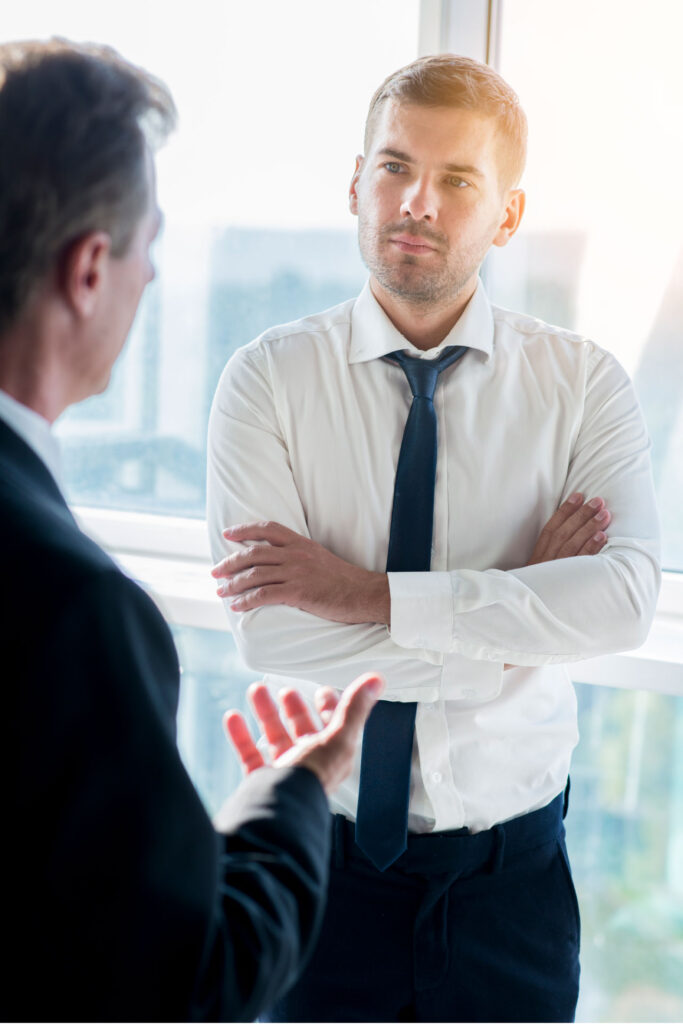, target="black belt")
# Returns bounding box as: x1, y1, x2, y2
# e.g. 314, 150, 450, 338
333, 789, 567, 877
